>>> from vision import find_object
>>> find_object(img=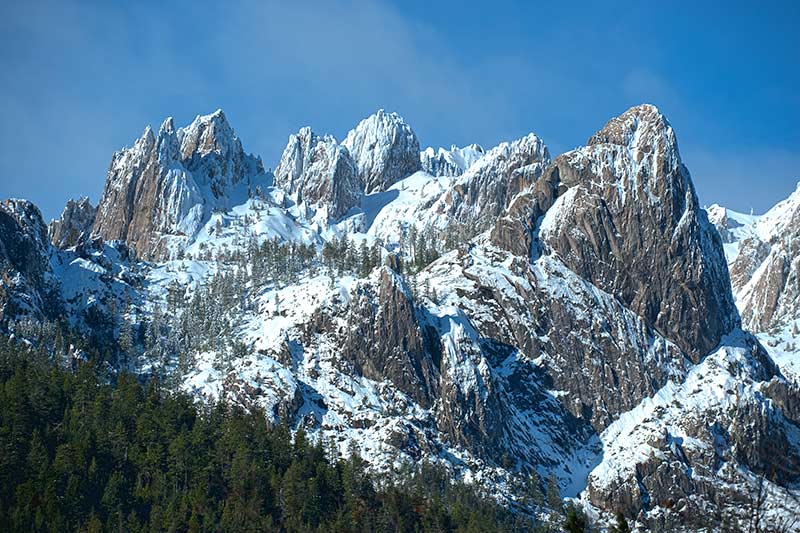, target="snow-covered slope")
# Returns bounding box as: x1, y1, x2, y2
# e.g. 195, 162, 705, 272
420, 144, 485, 177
